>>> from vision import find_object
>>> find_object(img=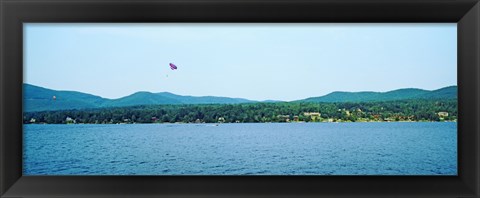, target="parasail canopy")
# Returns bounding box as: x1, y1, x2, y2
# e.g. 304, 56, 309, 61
169, 63, 178, 70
